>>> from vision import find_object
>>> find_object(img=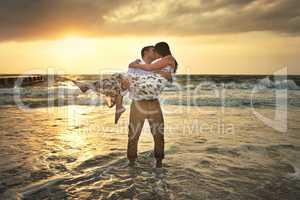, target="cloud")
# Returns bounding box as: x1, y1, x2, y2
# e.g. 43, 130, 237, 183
0, 0, 133, 41
0, 0, 299, 41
